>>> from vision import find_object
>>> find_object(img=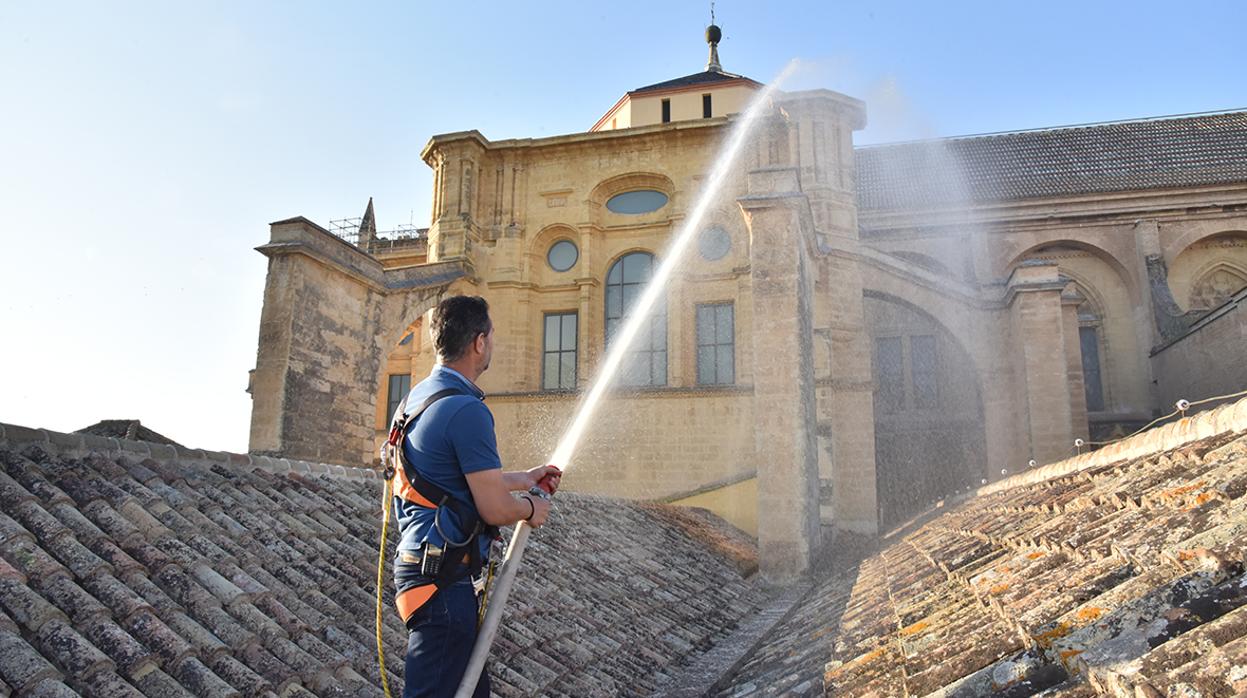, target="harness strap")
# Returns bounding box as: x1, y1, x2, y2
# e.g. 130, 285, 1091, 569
387, 386, 499, 624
